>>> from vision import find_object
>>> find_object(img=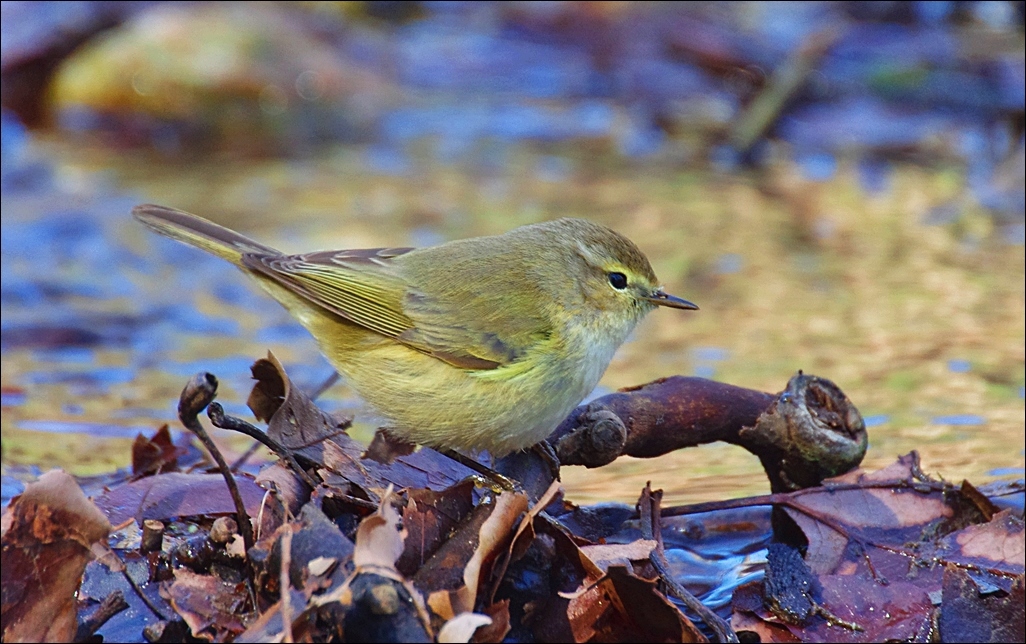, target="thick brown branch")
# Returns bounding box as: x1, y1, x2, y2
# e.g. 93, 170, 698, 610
549, 372, 867, 492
